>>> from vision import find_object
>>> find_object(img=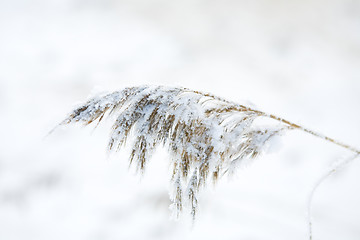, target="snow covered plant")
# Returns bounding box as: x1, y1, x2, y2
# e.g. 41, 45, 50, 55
56, 85, 359, 238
